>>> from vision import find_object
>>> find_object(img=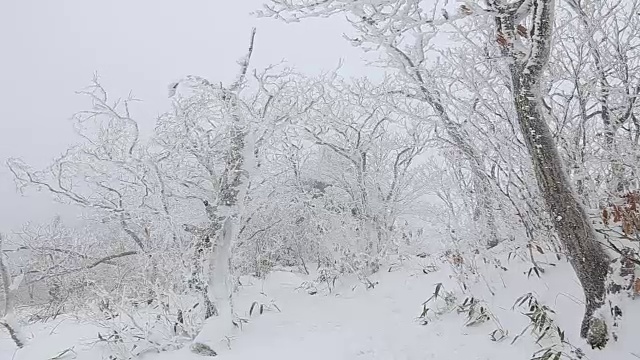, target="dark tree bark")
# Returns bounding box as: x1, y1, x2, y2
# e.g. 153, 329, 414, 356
495, 0, 609, 347
265, 0, 611, 346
